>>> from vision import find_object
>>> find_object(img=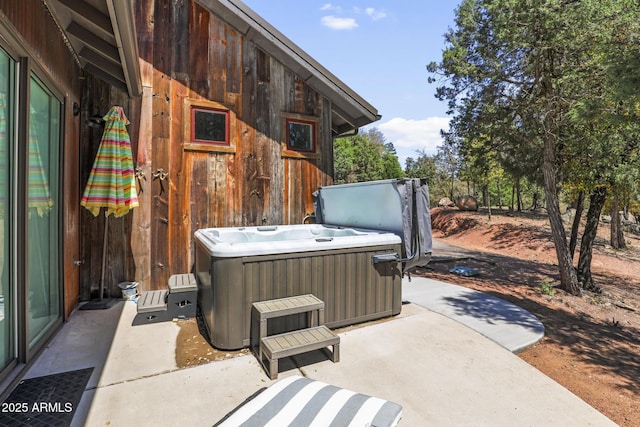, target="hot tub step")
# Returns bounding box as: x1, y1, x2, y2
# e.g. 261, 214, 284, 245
137, 289, 168, 312
260, 326, 340, 380
132, 274, 198, 326
168, 273, 197, 293
133, 290, 168, 325
251, 294, 325, 351
167, 274, 197, 319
